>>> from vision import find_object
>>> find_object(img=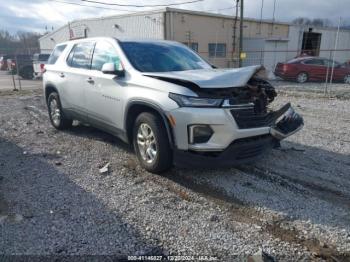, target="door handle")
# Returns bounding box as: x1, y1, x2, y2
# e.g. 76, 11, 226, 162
59, 73, 65, 78
86, 77, 94, 84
